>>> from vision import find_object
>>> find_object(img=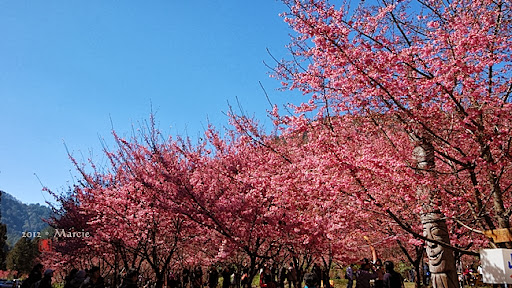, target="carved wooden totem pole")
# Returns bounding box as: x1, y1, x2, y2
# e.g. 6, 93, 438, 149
413, 138, 459, 288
